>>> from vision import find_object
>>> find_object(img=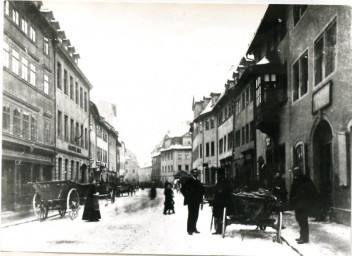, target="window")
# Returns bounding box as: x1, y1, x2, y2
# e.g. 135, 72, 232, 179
64, 69, 68, 95
314, 20, 337, 85
97, 147, 102, 162
235, 130, 240, 147
21, 18, 28, 34
4, 1, 9, 16
64, 115, 68, 140
211, 141, 215, 156
219, 139, 223, 154
80, 124, 83, 147
70, 119, 74, 143
44, 120, 50, 144
12, 9, 19, 25
3, 41, 9, 68
21, 58, 28, 81
3, 105, 10, 132
293, 5, 308, 26
178, 165, 182, 171
75, 122, 79, 145
57, 62, 62, 89
80, 87, 83, 108
22, 113, 30, 139
30, 63, 36, 85
185, 165, 189, 171
57, 110, 62, 137
31, 115, 37, 141
250, 121, 255, 141
43, 37, 49, 55
29, 26, 36, 42
242, 92, 246, 110
228, 131, 233, 150
246, 124, 250, 144
103, 131, 107, 142
75, 82, 79, 104
256, 77, 262, 106
13, 109, 21, 136
58, 158, 62, 180
44, 74, 49, 94
97, 125, 102, 138
206, 142, 210, 157
224, 136, 227, 152
185, 153, 190, 159
205, 119, 209, 130
85, 128, 88, 149
293, 51, 308, 101
210, 117, 215, 129
70, 76, 74, 100
178, 153, 182, 159
199, 143, 203, 158
103, 150, 107, 163
12, 49, 19, 75
246, 86, 250, 105
84, 92, 88, 112
241, 127, 245, 145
